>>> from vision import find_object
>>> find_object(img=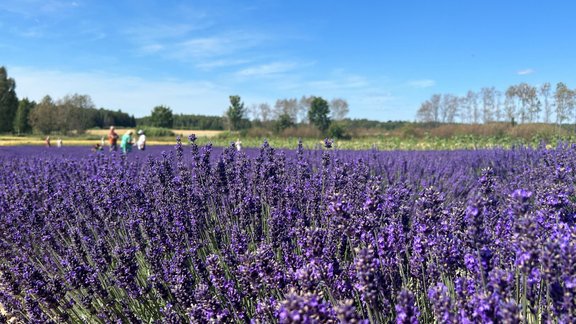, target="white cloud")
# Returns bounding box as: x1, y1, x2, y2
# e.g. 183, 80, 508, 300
172, 32, 266, 60
407, 79, 436, 88
0, 0, 80, 16
306, 75, 368, 91
10, 66, 230, 117
195, 59, 251, 70
517, 68, 534, 75
125, 23, 203, 41
140, 44, 164, 54
235, 62, 298, 77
